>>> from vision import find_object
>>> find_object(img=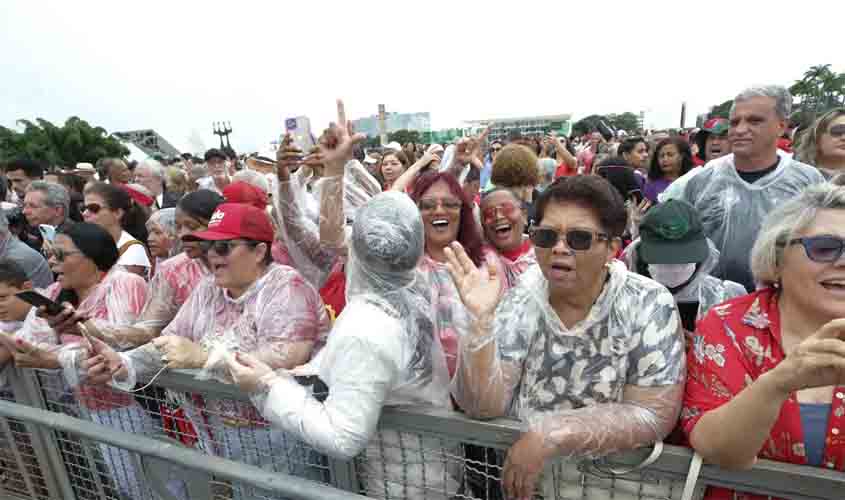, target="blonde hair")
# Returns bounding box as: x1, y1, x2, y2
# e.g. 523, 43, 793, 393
750, 183, 845, 285
794, 108, 845, 168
